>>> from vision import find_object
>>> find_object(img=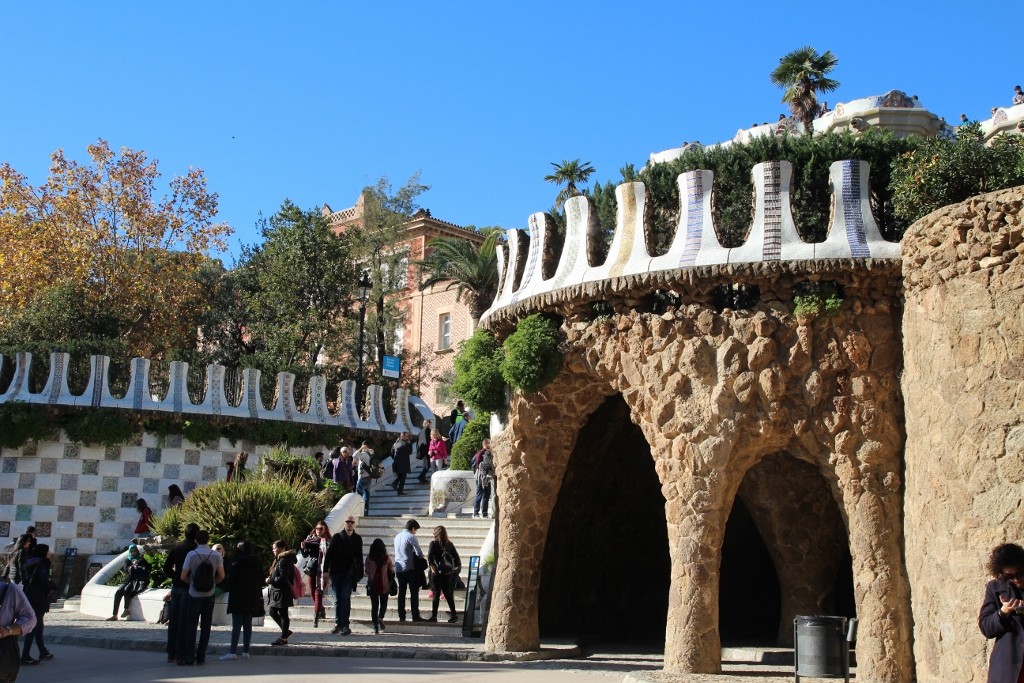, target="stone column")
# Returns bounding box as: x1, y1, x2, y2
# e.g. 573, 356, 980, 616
901, 187, 1024, 682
